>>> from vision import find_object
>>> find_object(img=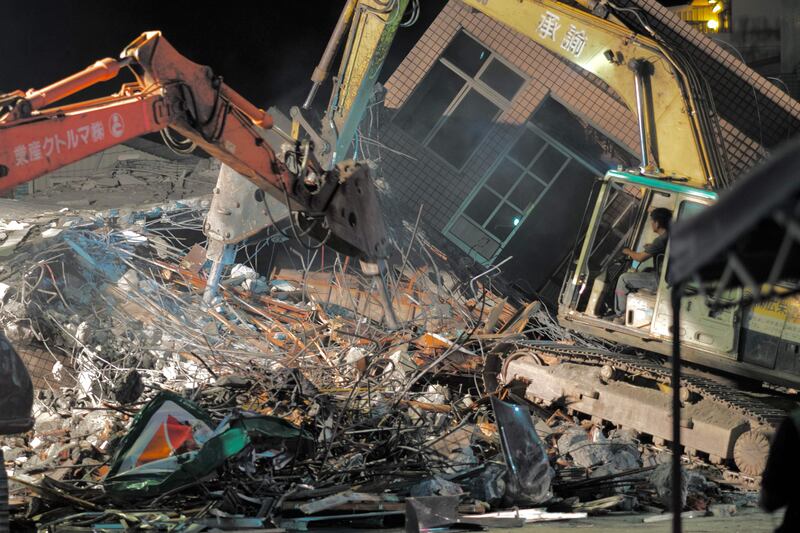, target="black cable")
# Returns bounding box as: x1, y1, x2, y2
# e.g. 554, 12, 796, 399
280, 183, 325, 242
259, 181, 333, 253
160, 128, 196, 155
607, 1, 732, 188
203, 77, 224, 129
211, 100, 230, 142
